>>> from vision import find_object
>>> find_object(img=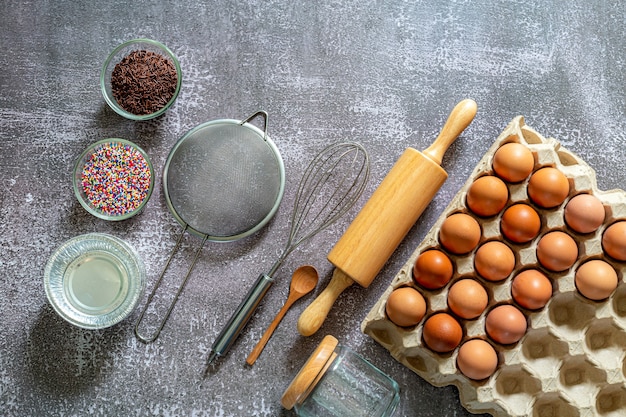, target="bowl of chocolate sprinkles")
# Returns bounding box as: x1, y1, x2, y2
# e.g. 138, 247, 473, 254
101, 39, 181, 120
